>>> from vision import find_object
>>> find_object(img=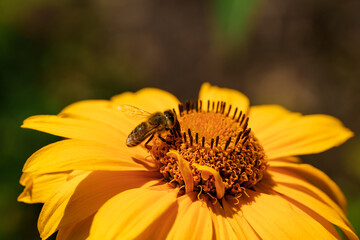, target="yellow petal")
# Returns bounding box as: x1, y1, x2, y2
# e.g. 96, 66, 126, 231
134, 201, 179, 240
249, 105, 353, 159
268, 156, 301, 163
111, 88, 180, 113
165, 193, 213, 240
38, 172, 90, 239
198, 82, 250, 114
60, 100, 134, 135
208, 199, 239, 240
267, 170, 349, 226
236, 190, 339, 240
88, 188, 178, 240
61, 171, 161, 230
56, 214, 94, 240
22, 115, 126, 149
18, 172, 70, 203
249, 105, 296, 135
222, 198, 260, 239
267, 182, 357, 239
23, 139, 151, 174
38, 171, 161, 239
269, 161, 347, 211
